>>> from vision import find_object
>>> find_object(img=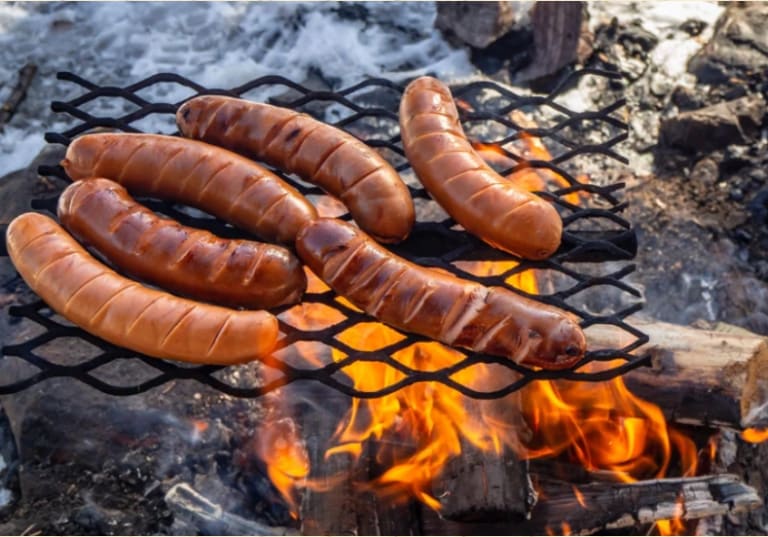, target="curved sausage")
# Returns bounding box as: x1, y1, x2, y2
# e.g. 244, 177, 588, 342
61, 133, 318, 245
57, 178, 307, 309
6, 212, 278, 364
295, 218, 585, 370
399, 76, 563, 260
176, 96, 414, 244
